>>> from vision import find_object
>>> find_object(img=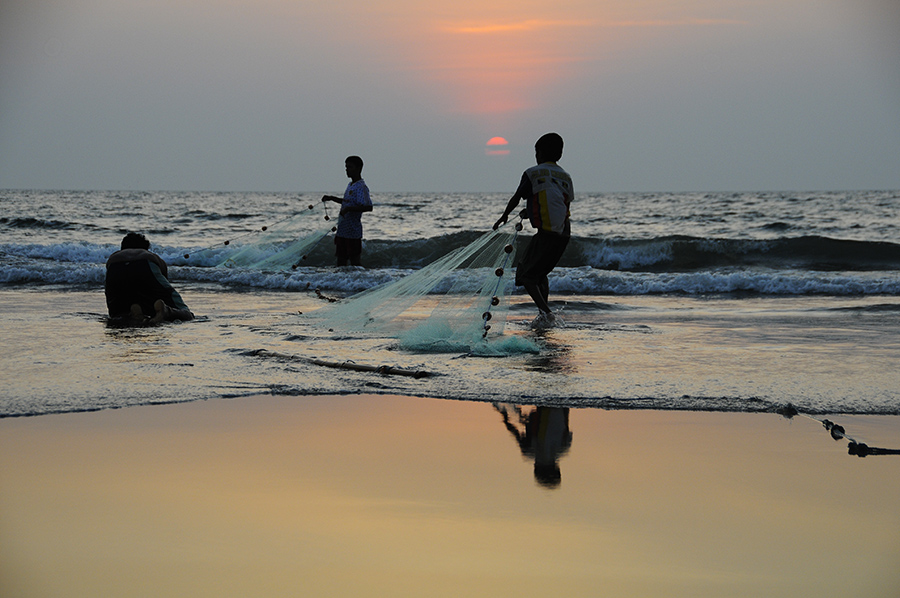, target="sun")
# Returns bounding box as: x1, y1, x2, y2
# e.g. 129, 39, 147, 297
485, 136, 510, 156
